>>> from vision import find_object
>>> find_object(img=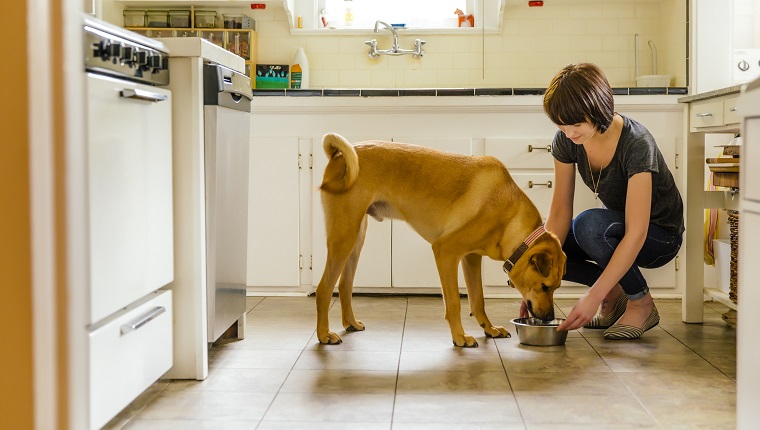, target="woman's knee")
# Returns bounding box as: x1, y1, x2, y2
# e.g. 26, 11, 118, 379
573, 209, 615, 238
